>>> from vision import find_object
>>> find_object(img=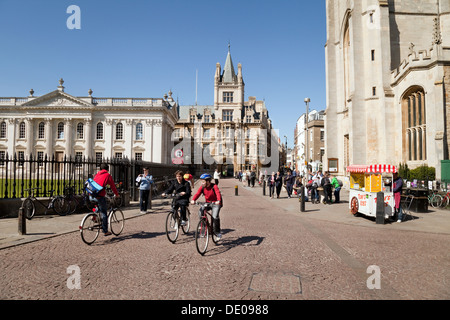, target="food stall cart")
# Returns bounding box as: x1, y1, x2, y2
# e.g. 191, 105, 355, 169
346, 164, 397, 220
